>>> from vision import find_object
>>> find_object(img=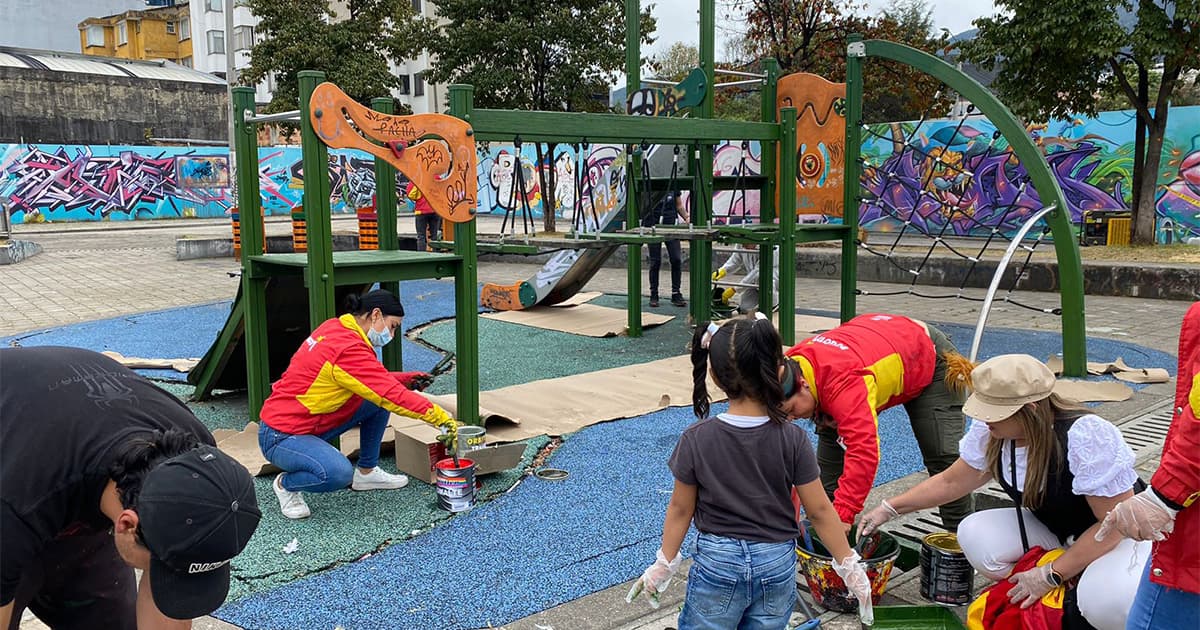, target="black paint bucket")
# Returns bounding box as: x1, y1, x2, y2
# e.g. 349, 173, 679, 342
920, 532, 974, 606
